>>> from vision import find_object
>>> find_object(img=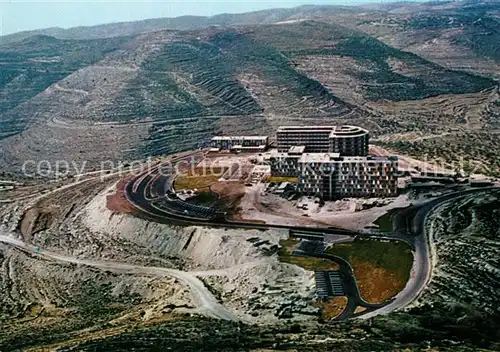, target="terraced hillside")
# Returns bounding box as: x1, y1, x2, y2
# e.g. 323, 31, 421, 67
0, 35, 131, 138
379, 131, 500, 177
0, 3, 499, 176
0, 23, 361, 169
95, 26, 356, 124
257, 22, 496, 102
102, 38, 262, 122
0, 2, 500, 349
355, 3, 500, 80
